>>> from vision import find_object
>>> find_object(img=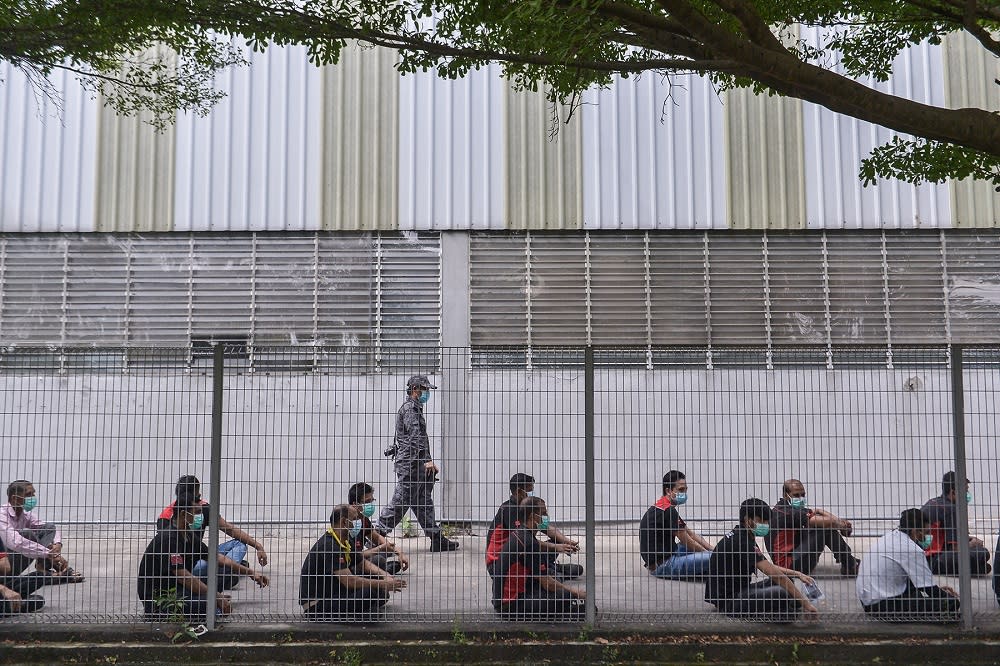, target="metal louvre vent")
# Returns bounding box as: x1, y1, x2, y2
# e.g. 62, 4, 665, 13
469, 230, 1000, 368
0, 232, 441, 372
